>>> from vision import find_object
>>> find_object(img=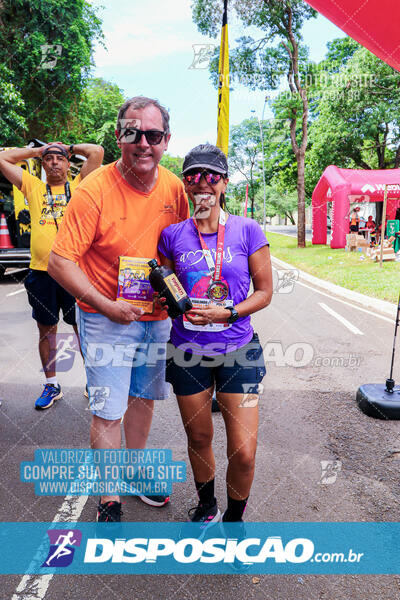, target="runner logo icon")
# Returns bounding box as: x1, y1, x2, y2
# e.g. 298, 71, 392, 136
41, 333, 79, 373
189, 44, 216, 69
87, 386, 110, 411
319, 460, 342, 485
42, 529, 82, 567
